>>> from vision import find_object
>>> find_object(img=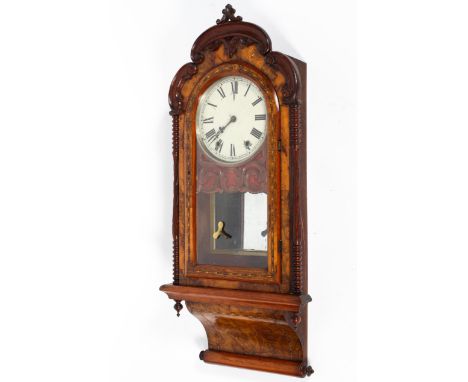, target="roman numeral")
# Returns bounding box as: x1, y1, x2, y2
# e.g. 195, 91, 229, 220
230, 144, 236, 157
251, 97, 263, 106
205, 128, 216, 141
244, 84, 251, 97
217, 86, 226, 98
255, 114, 266, 120
250, 127, 262, 139
215, 139, 224, 152
207, 102, 217, 108
231, 81, 238, 95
